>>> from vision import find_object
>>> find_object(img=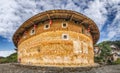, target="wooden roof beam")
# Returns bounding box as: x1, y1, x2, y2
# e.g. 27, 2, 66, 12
70, 15, 74, 21
47, 14, 51, 19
